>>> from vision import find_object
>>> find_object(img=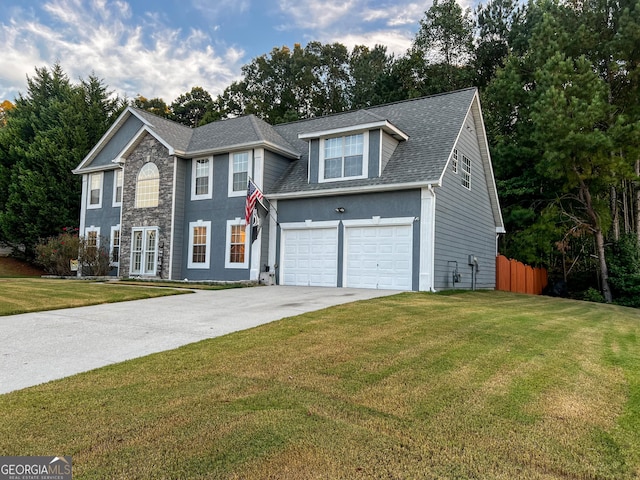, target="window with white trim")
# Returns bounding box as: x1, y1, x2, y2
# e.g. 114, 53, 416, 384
188, 220, 211, 269
136, 163, 159, 208
225, 219, 249, 268
452, 149, 458, 174
192, 158, 213, 200
110, 225, 121, 266
320, 133, 367, 182
130, 227, 158, 275
87, 172, 103, 209
84, 227, 100, 258
462, 155, 471, 189
229, 152, 251, 196
113, 169, 123, 206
